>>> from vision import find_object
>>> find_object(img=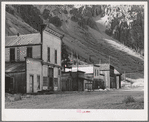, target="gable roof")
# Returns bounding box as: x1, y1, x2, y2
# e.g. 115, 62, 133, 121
5, 33, 41, 47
